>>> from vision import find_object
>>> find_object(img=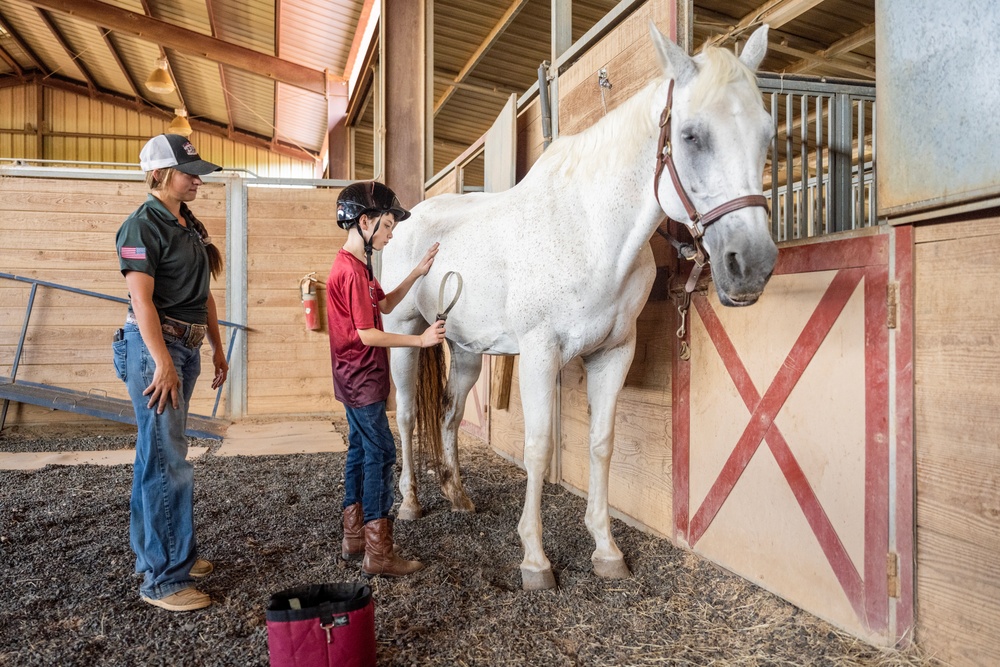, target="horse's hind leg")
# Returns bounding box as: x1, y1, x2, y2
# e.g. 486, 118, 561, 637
439, 342, 481, 512
390, 325, 425, 521
581, 337, 637, 580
